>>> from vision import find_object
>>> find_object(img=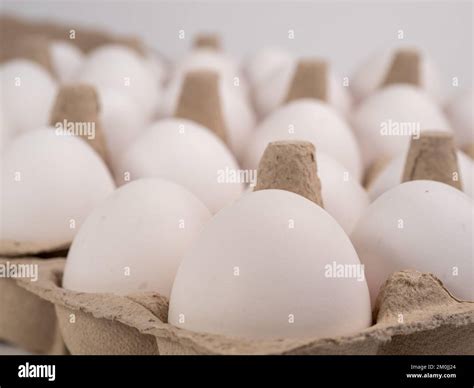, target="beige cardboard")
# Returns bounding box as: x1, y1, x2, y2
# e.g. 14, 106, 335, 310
193, 33, 221, 50
255, 140, 324, 207
0, 14, 145, 55
19, 261, 165, 355
285, 59, 328, 103
463, 143, 474, 160
382, 48, 421, 87
18, 260, 474, 355
49, 83, 110, 163
402, 131, 462, 190
0, 257, 67, 354
0, 34, 55, 75
174, 70, 228, 143
0, 240, 69, 258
